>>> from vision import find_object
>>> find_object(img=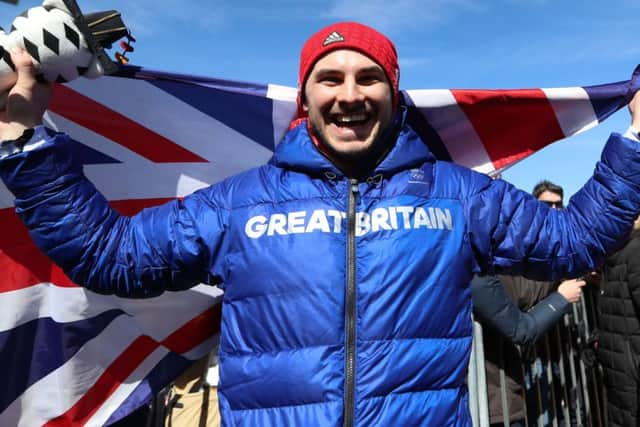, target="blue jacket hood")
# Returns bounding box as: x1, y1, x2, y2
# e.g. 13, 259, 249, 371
270, 109, 435, 178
